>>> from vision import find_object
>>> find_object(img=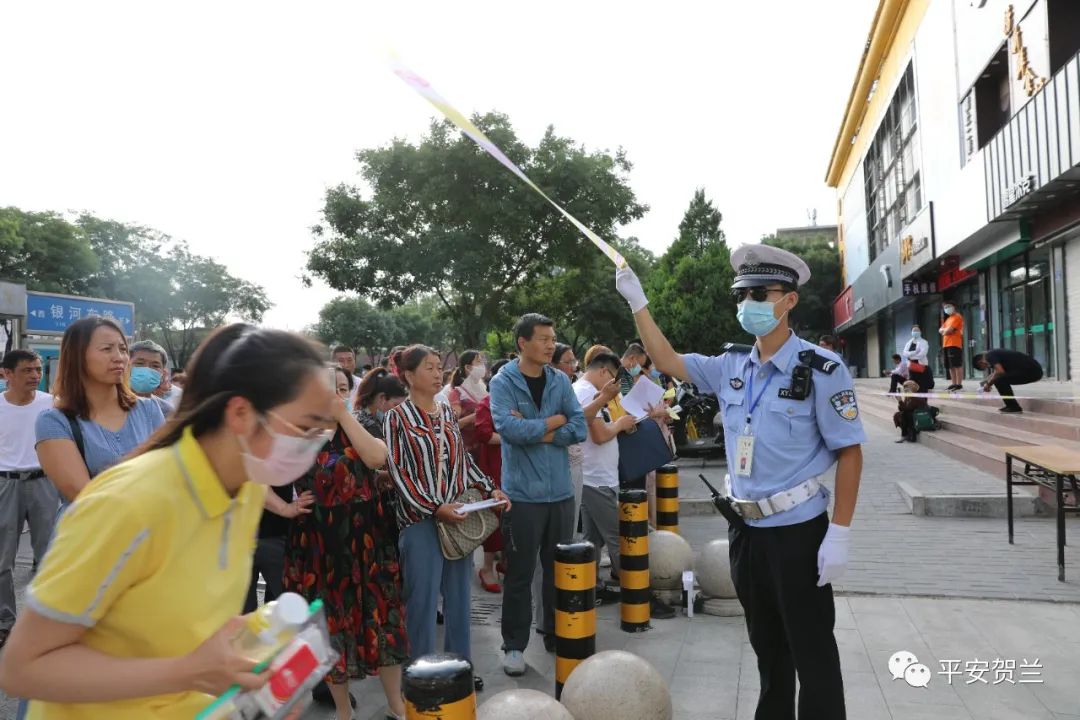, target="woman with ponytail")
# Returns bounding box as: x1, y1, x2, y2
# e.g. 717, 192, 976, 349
0, 324, 337, 719
284, 366, 409, 720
